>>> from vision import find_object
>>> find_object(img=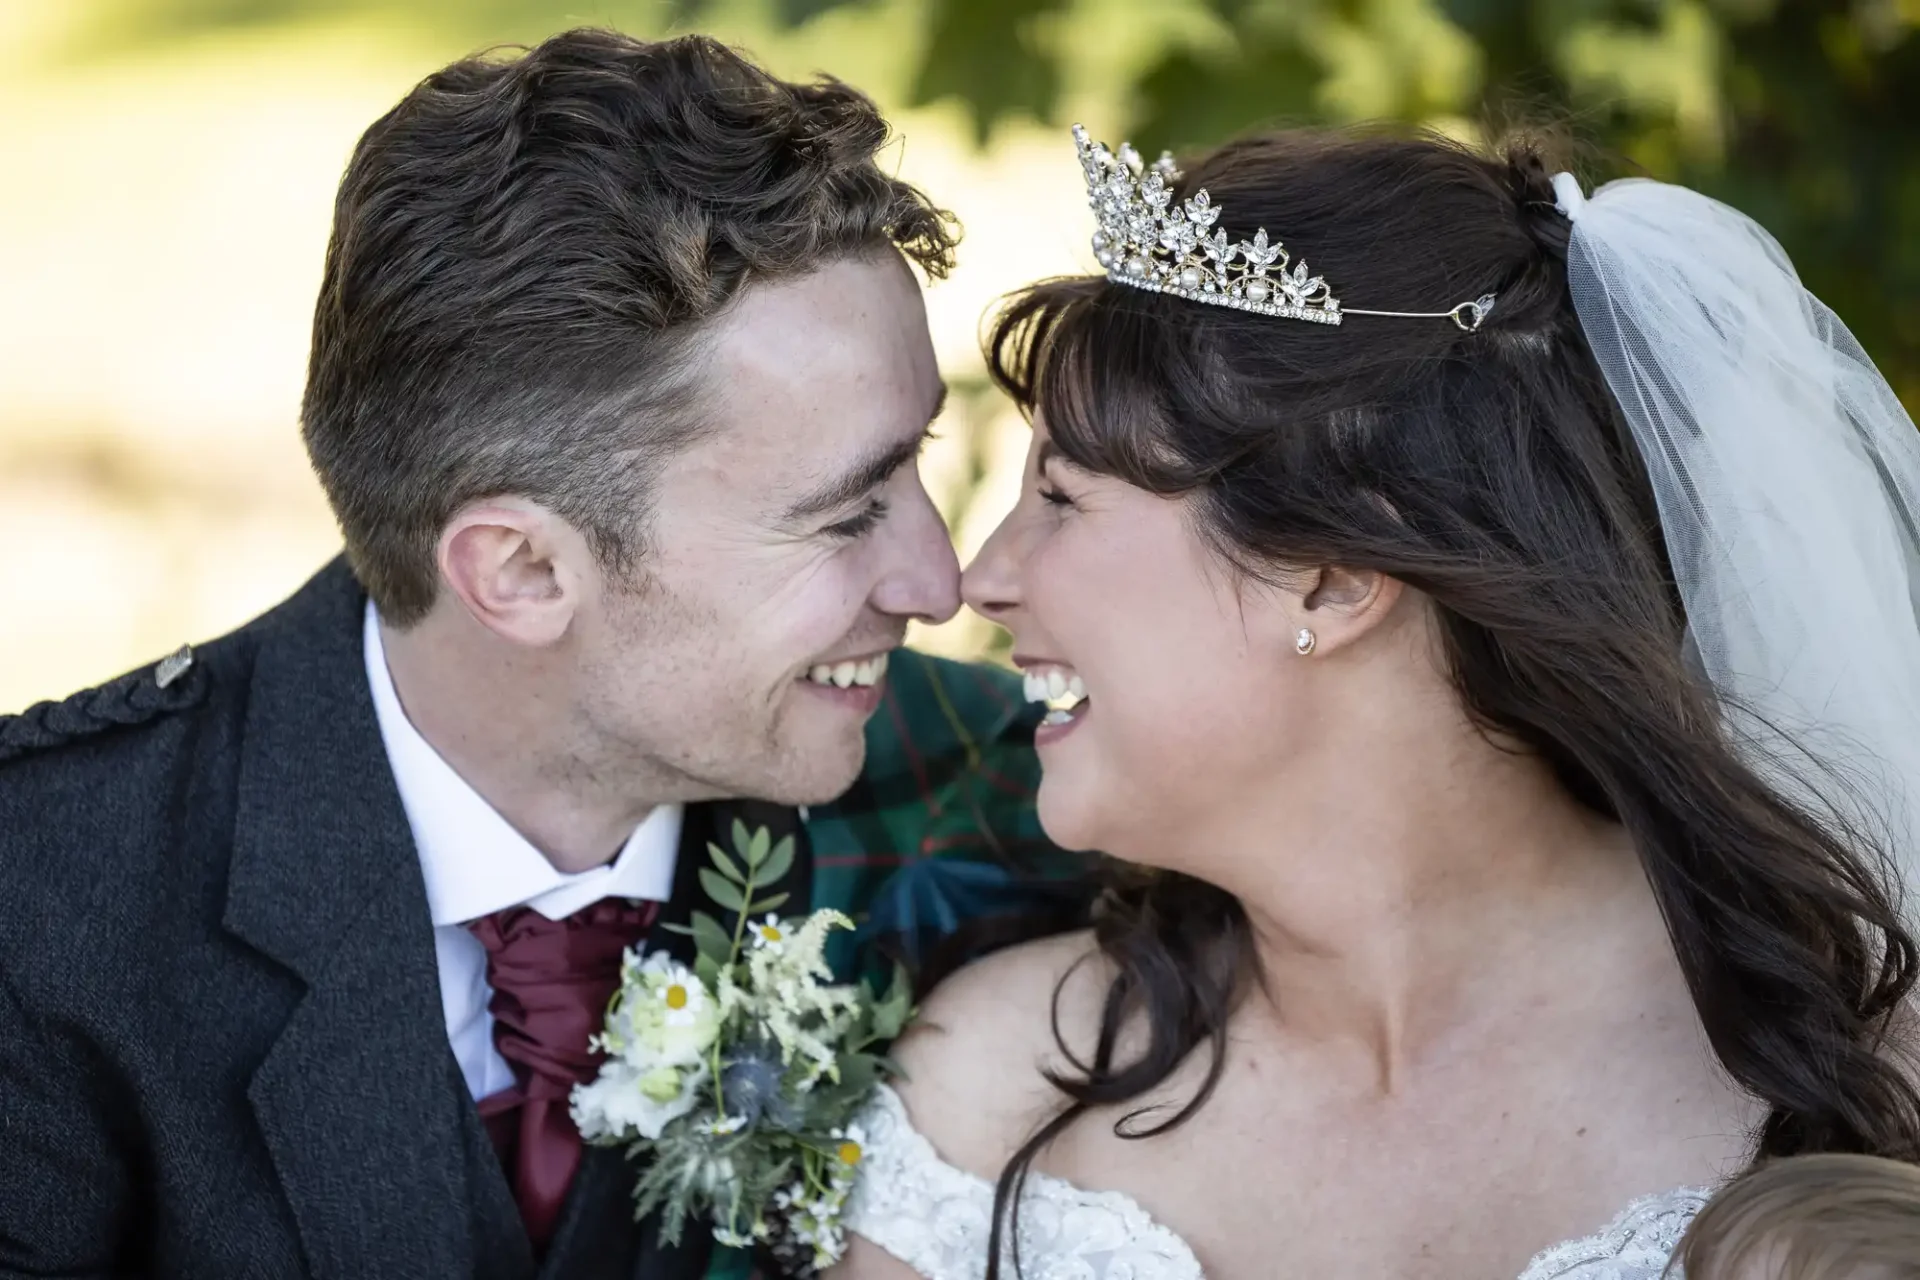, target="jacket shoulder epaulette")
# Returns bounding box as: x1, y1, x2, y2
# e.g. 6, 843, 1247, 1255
0, 645, 210, 766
